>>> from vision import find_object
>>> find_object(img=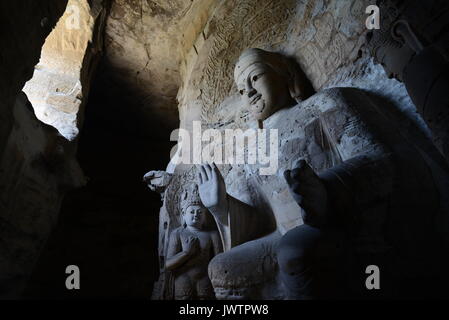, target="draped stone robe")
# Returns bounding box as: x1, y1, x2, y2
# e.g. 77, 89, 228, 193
210, 87, 448, 297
